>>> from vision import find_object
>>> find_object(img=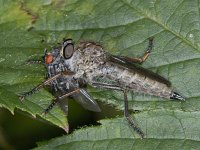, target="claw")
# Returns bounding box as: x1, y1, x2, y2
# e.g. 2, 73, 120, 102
42, 111, 48, 117
18, 94, 25, 101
